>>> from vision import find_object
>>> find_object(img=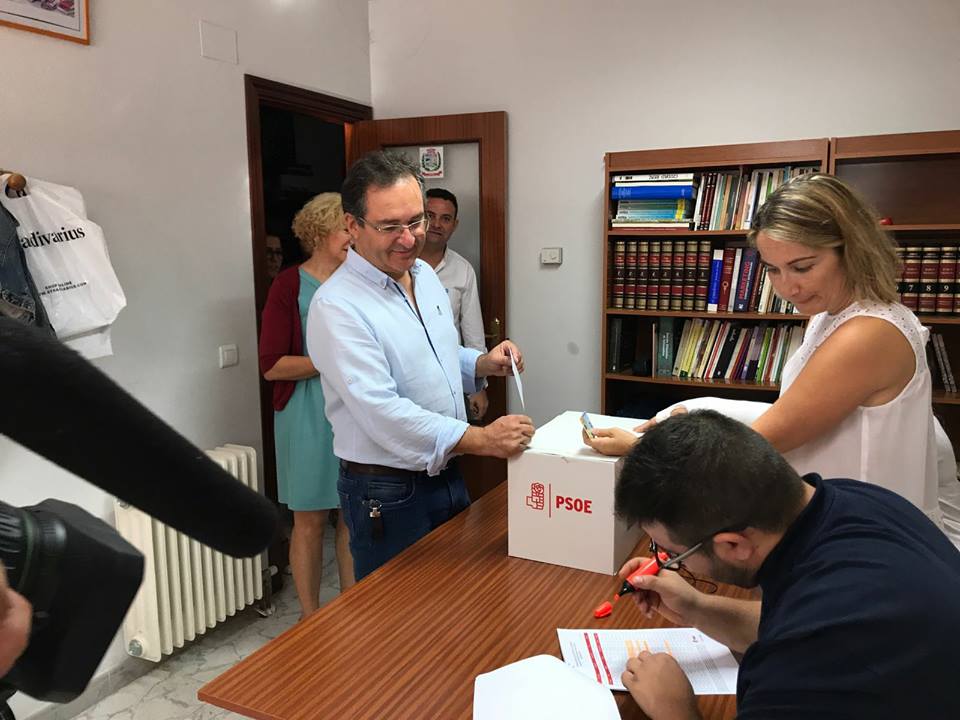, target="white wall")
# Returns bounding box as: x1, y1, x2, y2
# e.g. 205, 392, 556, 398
369, 0, 960, 424
0, 1, 370, 716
